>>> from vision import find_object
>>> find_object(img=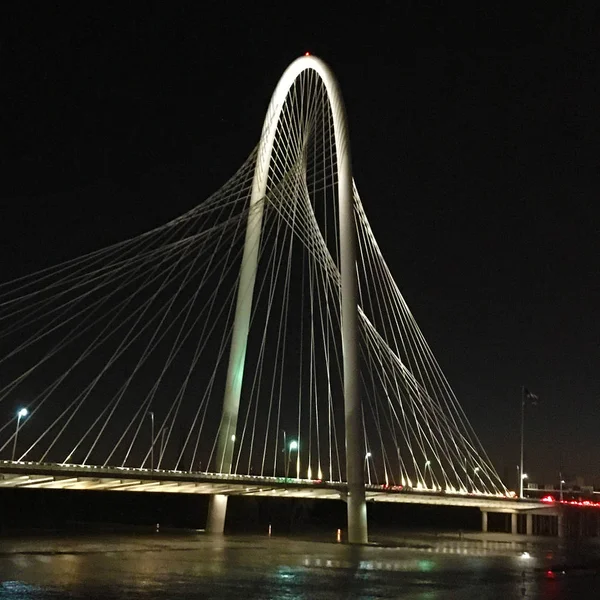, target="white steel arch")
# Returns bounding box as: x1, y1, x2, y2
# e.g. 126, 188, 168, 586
206, 55, 368, 543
